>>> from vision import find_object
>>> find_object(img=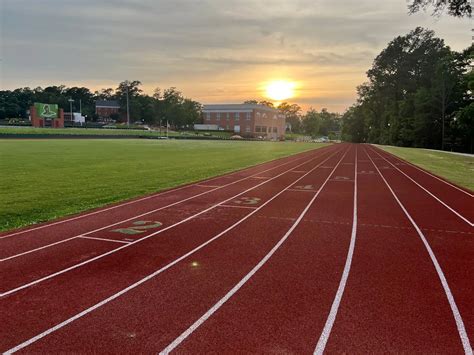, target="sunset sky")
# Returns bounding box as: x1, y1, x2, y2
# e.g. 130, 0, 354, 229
1, 0, 472, 112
